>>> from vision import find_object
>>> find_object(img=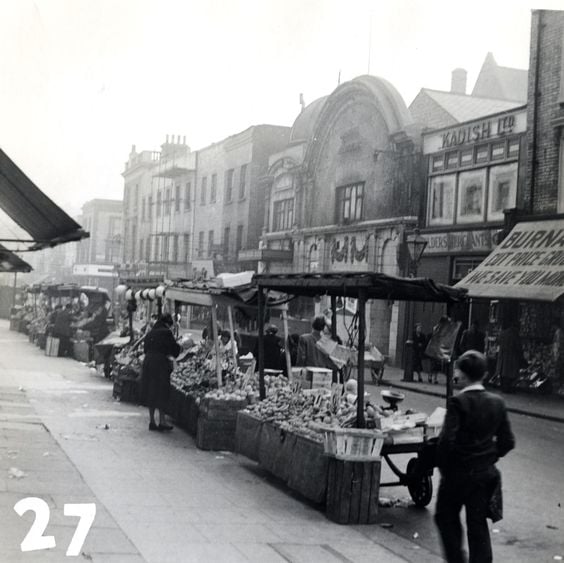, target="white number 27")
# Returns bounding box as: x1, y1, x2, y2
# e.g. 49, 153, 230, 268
14, 497, 96, 556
